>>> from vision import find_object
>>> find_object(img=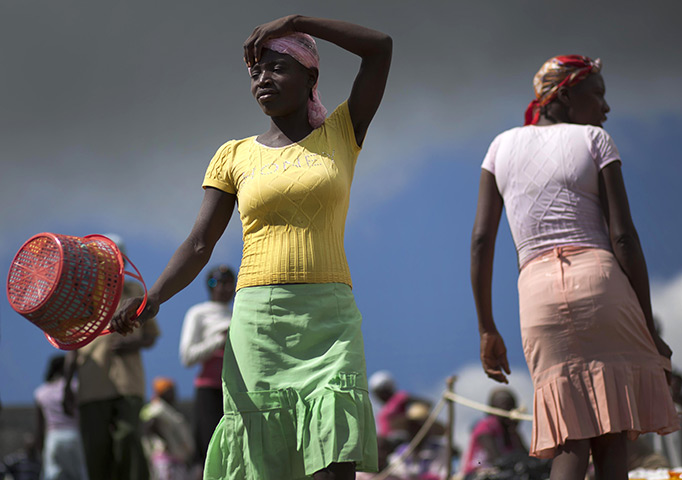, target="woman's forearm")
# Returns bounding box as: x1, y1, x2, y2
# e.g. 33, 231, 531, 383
148, 238, 213, 305
610, 229, 656, 333
291, 15, 392, 59
471, 235, 498, 334
600, 163, 656, 334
